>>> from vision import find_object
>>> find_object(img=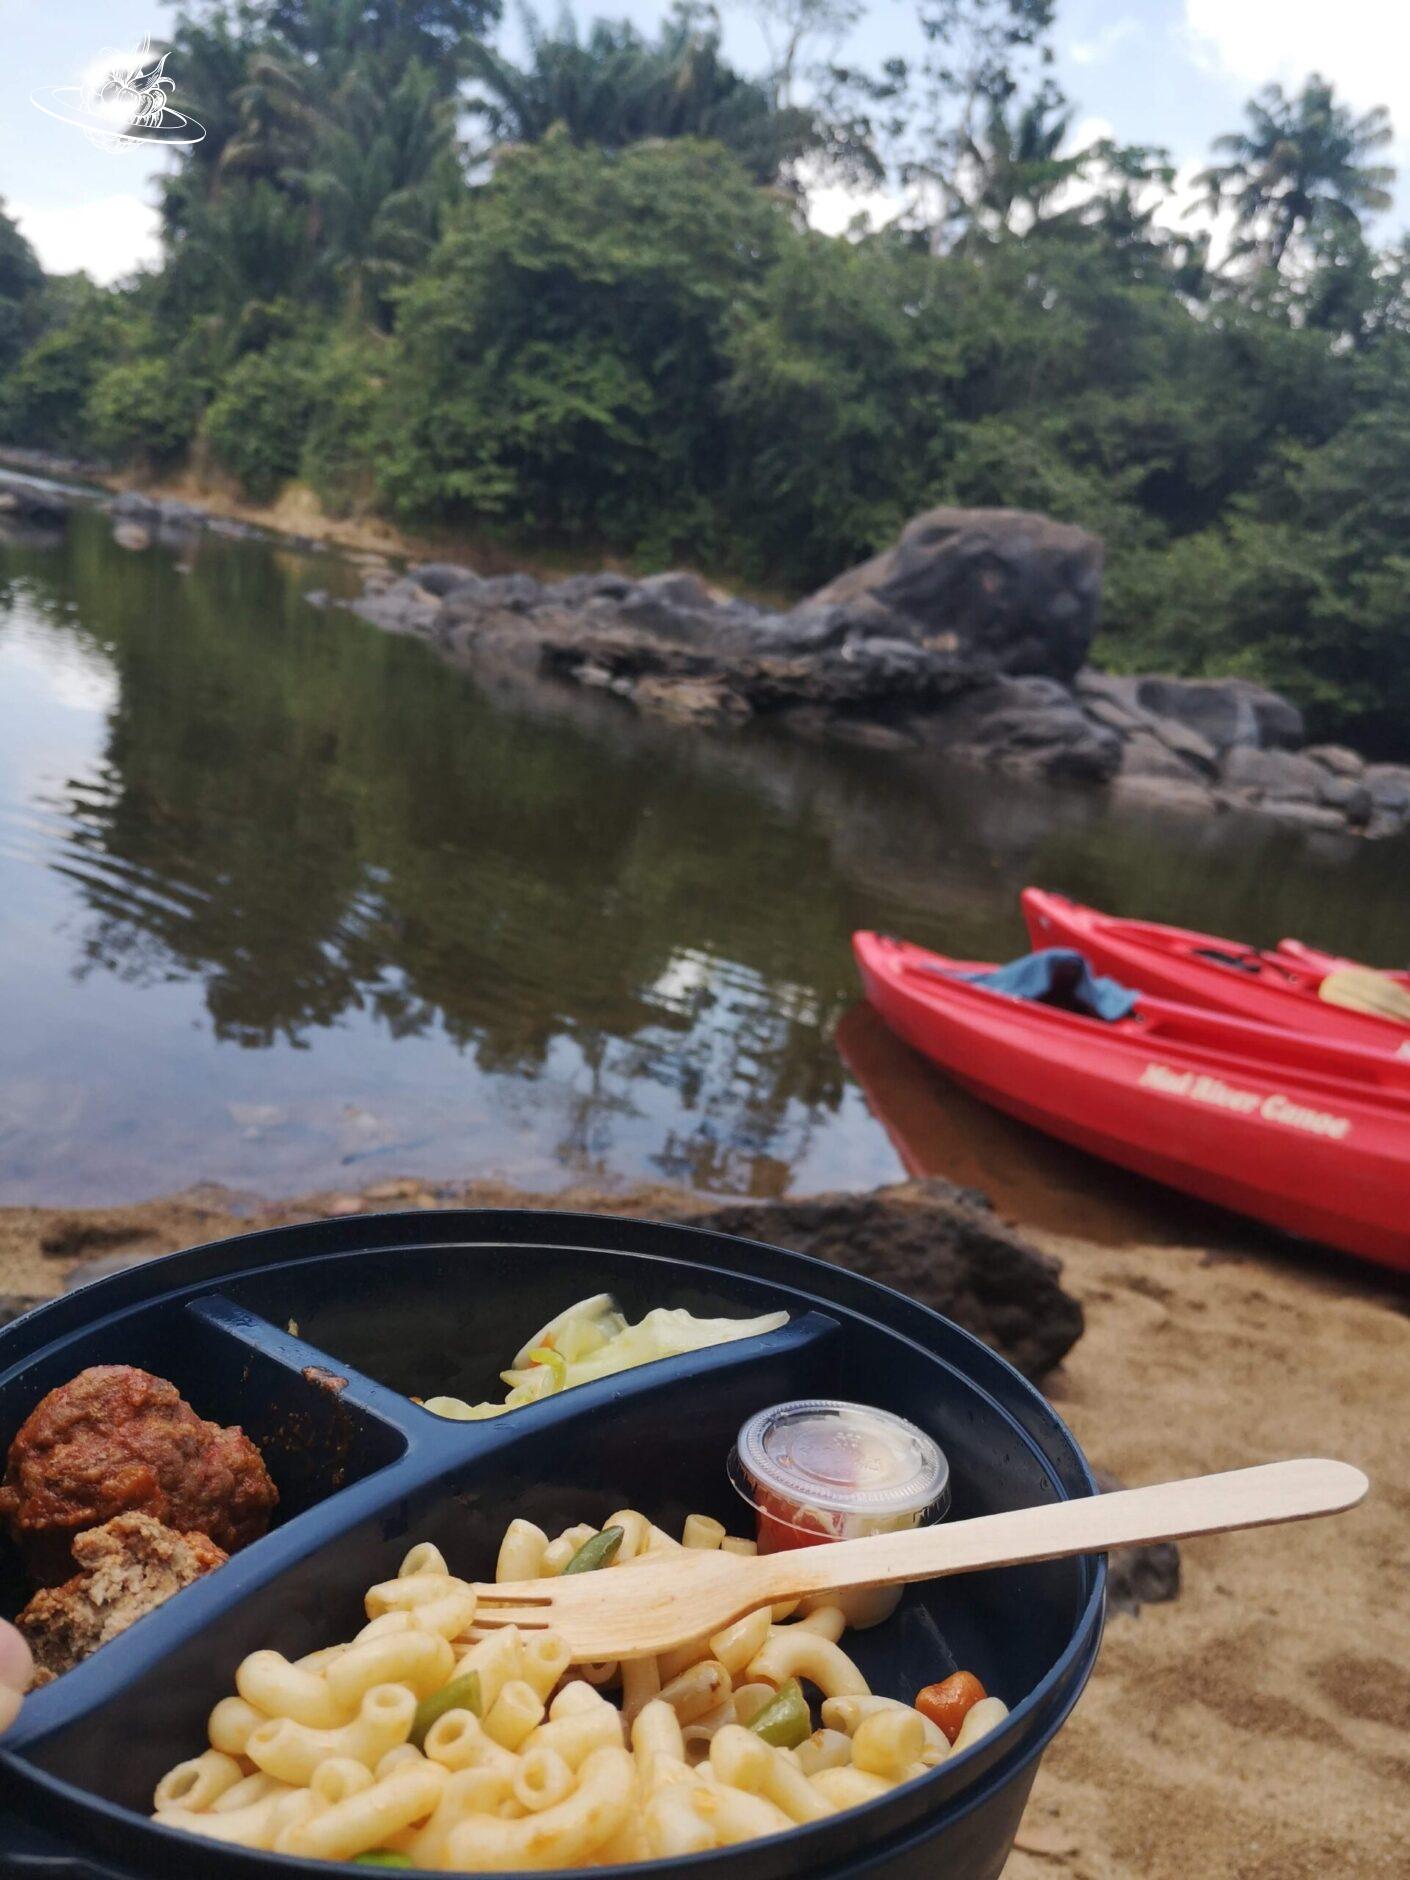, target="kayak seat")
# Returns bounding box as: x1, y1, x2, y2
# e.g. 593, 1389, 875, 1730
944, 948, 1138, 1022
